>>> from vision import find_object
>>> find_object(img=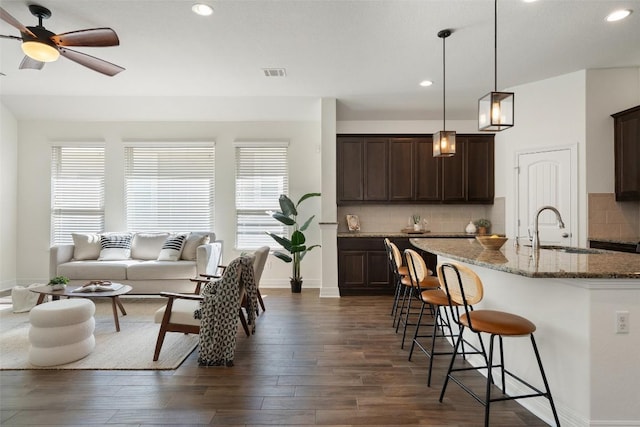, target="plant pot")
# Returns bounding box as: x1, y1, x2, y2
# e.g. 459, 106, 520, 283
477, 226, 488, 235
290, 278, 302, 293
50, 284, 66, 291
